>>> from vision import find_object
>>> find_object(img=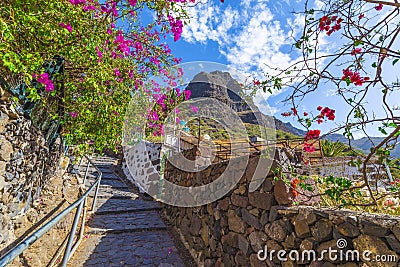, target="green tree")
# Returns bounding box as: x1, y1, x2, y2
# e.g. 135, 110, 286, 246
0, 0, 193, 154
